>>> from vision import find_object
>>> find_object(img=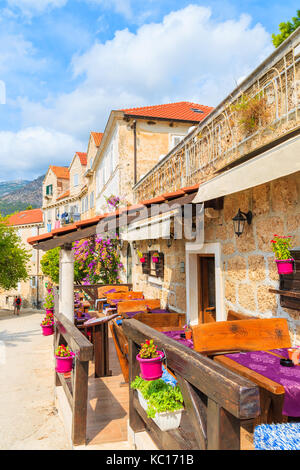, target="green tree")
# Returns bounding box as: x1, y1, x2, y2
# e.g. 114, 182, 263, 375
0, 215, 30, 290
272, 11, 300, 47
41, 247, 85, 284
